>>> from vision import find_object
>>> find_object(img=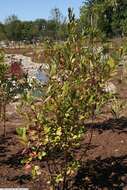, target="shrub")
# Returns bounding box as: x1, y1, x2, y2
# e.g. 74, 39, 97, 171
17, 9, 118, 190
